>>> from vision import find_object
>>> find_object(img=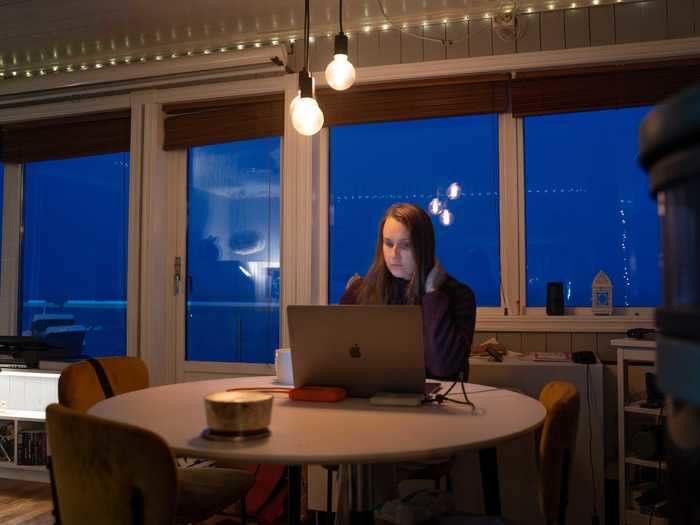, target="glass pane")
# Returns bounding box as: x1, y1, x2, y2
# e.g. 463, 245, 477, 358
329, 115, 500, 306
186, 138, 280, 363
0, 164, 3, 266
524, 106, 660, 307
20, 153, 130, 356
